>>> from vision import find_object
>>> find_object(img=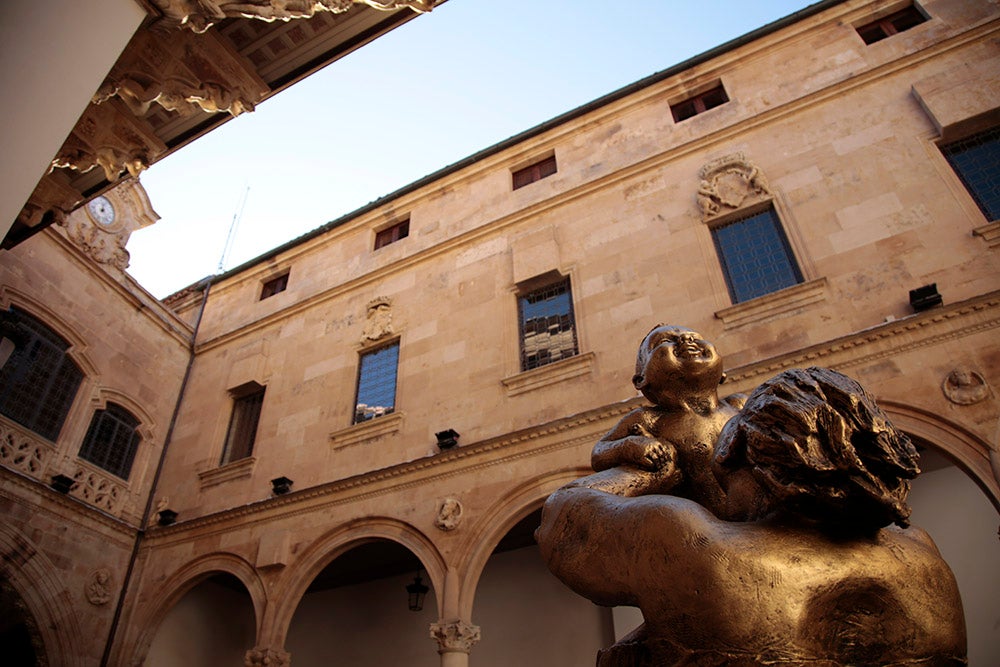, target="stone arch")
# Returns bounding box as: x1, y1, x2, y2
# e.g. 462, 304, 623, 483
0, 286, 99, 377
0, 522, 85, 667
457, 466, 588, 620
121, 551, 266, 667
266, 516, 446, 648
880, 401, 1000, 513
